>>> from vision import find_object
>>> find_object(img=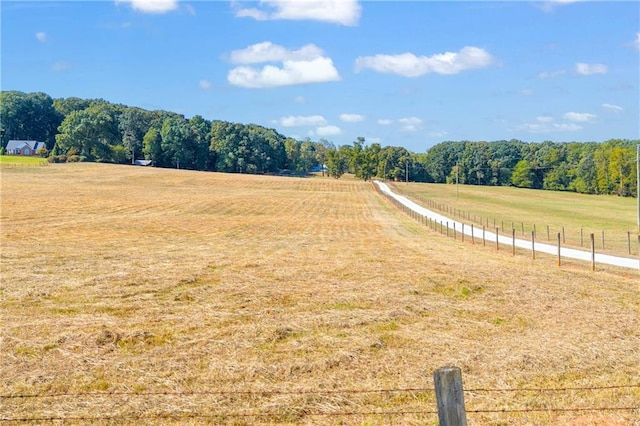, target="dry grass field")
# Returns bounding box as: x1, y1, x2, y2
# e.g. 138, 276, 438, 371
1, 163, 639, 425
